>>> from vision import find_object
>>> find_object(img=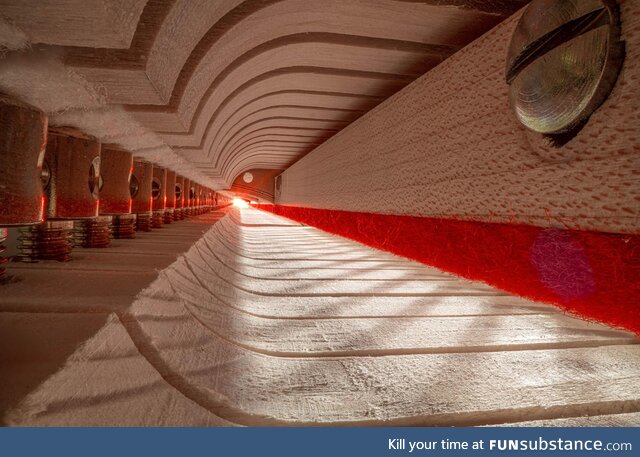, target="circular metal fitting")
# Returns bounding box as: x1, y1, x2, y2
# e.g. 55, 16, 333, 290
131, 160, 154, 222
129, 174, 140, 198
151, 165, 167, 211
243, 172, 254, 184
506, 0, 624, 135
41, 160, 51, 191
175, 183, 183, 203
152, 178, 162, 200
183, 178, 192, 216
165, 170, 177, 208
174, 175, 185, 220
88, 156, 101, 200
